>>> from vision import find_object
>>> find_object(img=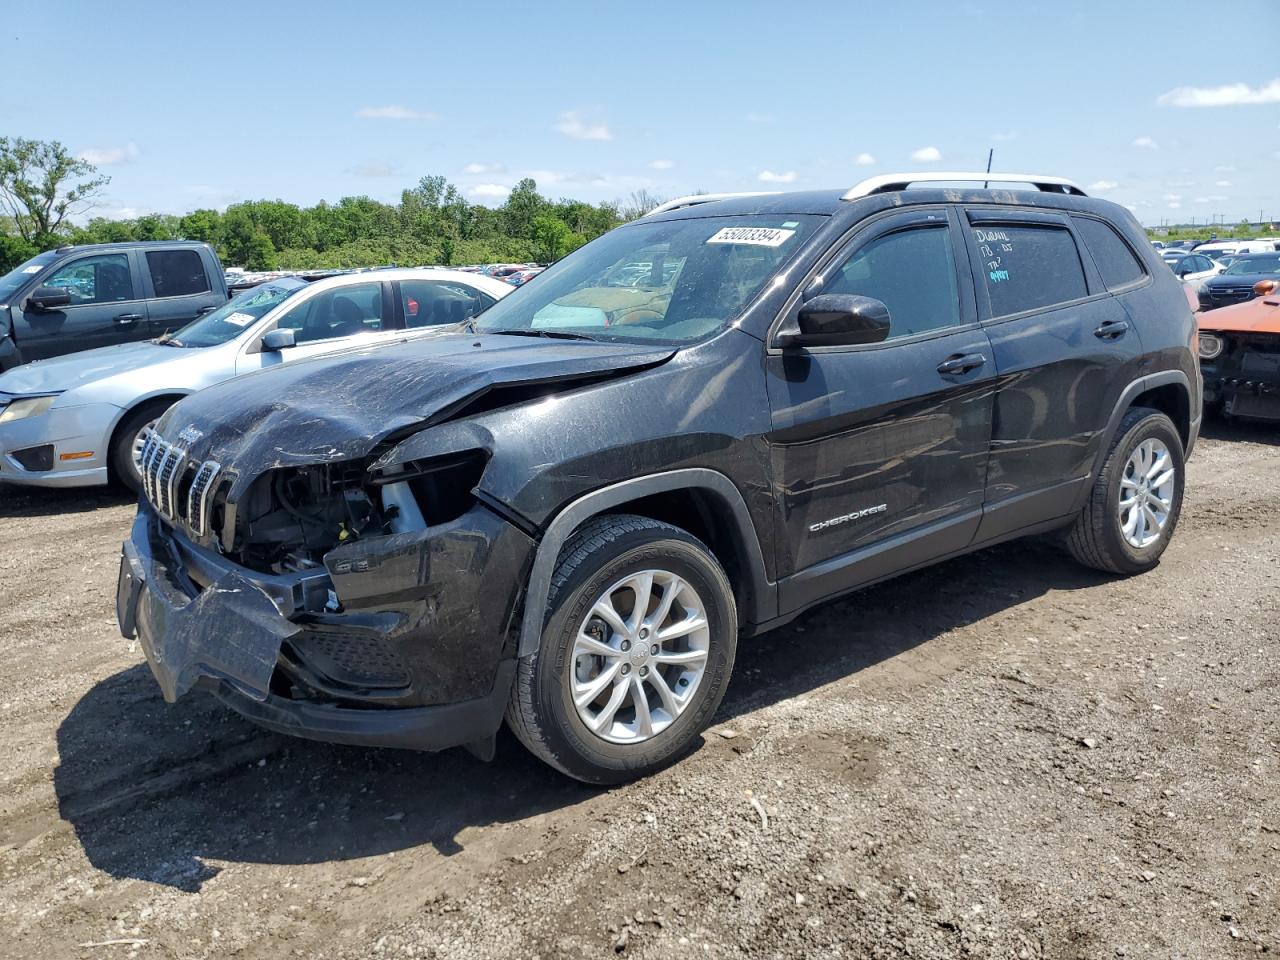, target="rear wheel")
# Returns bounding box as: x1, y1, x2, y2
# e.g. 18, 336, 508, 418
109, 400, 174, 493
1066, 407, 1184, 575
506, 514, 737, 784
